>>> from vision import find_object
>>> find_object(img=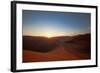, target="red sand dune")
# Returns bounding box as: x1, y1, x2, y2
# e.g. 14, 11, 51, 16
23, 33, 91, 63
